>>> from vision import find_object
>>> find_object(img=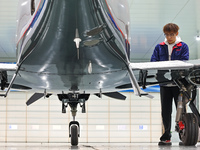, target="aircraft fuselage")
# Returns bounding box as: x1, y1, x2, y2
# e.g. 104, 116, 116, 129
15, 0, 131, 93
